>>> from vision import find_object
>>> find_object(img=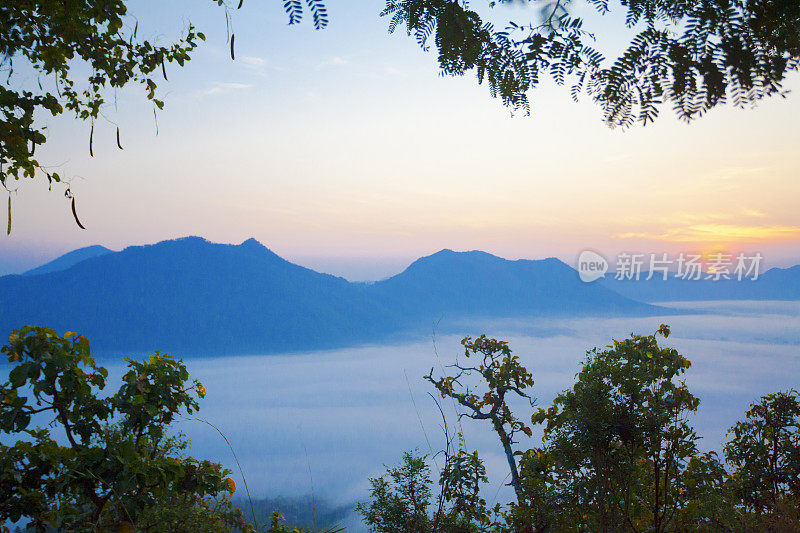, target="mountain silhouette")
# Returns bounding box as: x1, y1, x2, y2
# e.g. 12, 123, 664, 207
372, 249, 658, 318
602, 265, 800, 301
23, 245, 113, 276
0, 237, 666, 355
